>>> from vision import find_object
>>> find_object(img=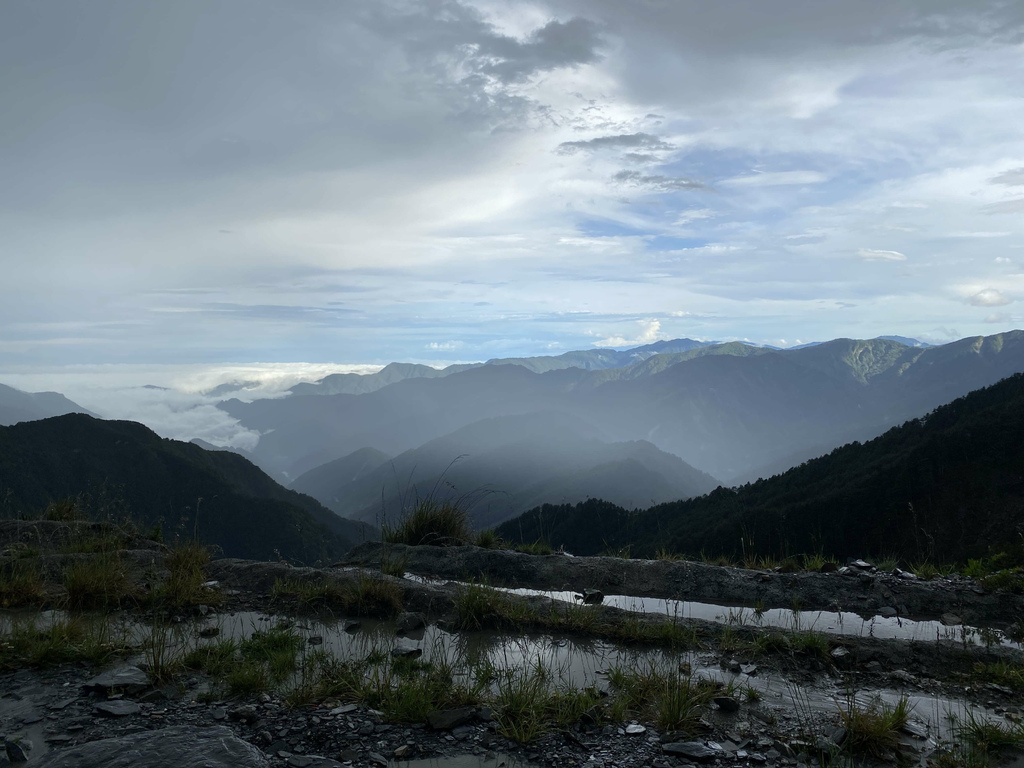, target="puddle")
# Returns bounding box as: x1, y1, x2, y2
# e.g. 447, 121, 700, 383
3, 608, 1016, 768
404, 576, 1019, 648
